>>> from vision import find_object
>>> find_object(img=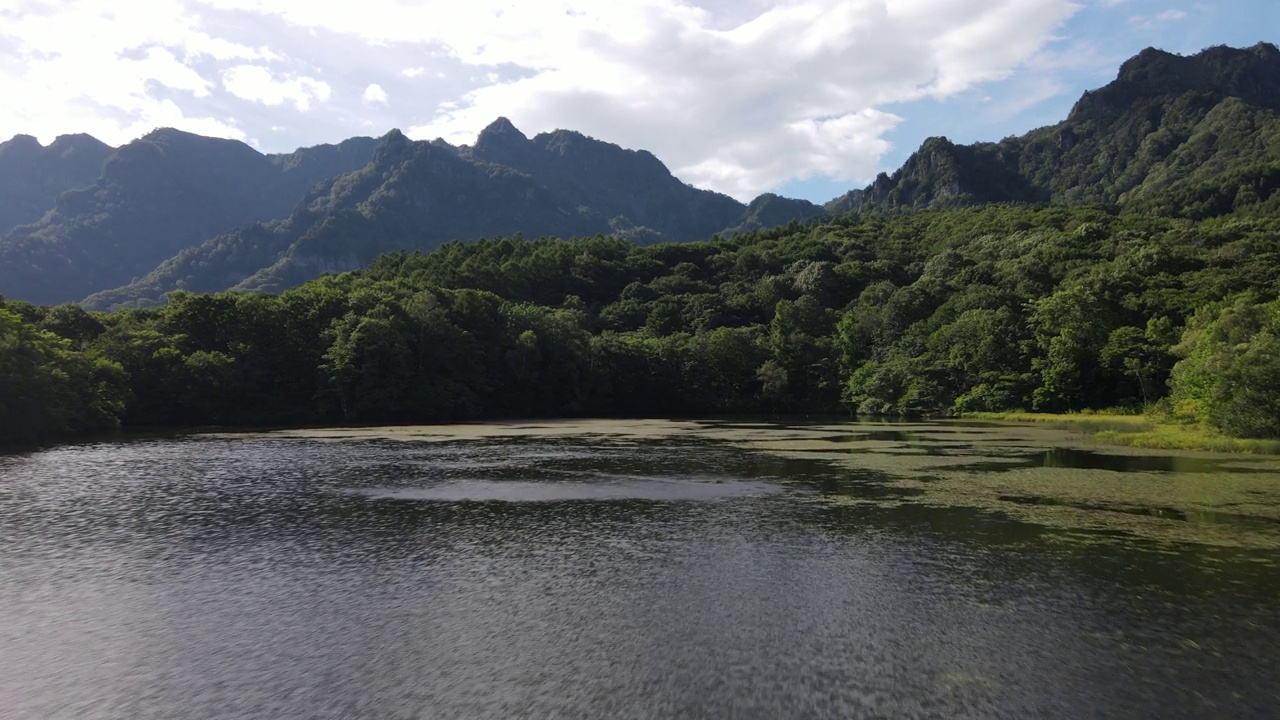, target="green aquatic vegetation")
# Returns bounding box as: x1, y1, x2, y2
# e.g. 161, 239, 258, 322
964, 412, 1280, 455
735, 420, 1280, 549
962, 412, 1156, 434
869, 467, 1280, 549
226, 419, 1280, 549
1091, 427, 1280, 454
